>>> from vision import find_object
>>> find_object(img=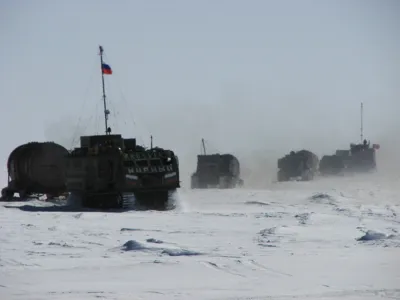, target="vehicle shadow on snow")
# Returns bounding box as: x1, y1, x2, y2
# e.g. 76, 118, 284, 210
3, 204, 132, 213
2, 202, 177, 213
